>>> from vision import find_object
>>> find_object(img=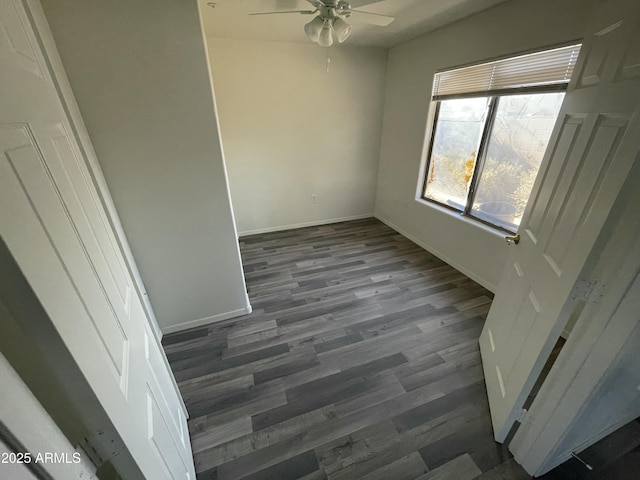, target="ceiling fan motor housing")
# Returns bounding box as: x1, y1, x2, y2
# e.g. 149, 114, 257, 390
319, 1, 352, 20
319, 5, 338, 19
